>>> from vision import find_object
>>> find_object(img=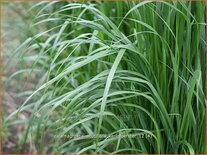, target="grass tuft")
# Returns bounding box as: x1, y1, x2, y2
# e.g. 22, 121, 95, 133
4, 1, 206, 154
